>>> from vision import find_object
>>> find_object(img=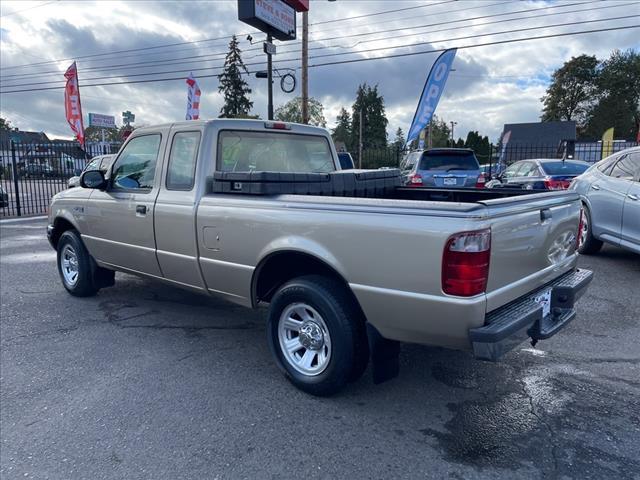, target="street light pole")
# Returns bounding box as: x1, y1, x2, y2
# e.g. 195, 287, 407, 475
450, 121, 457, 146
301, 11, 309, 124
267, 33, 274, 120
